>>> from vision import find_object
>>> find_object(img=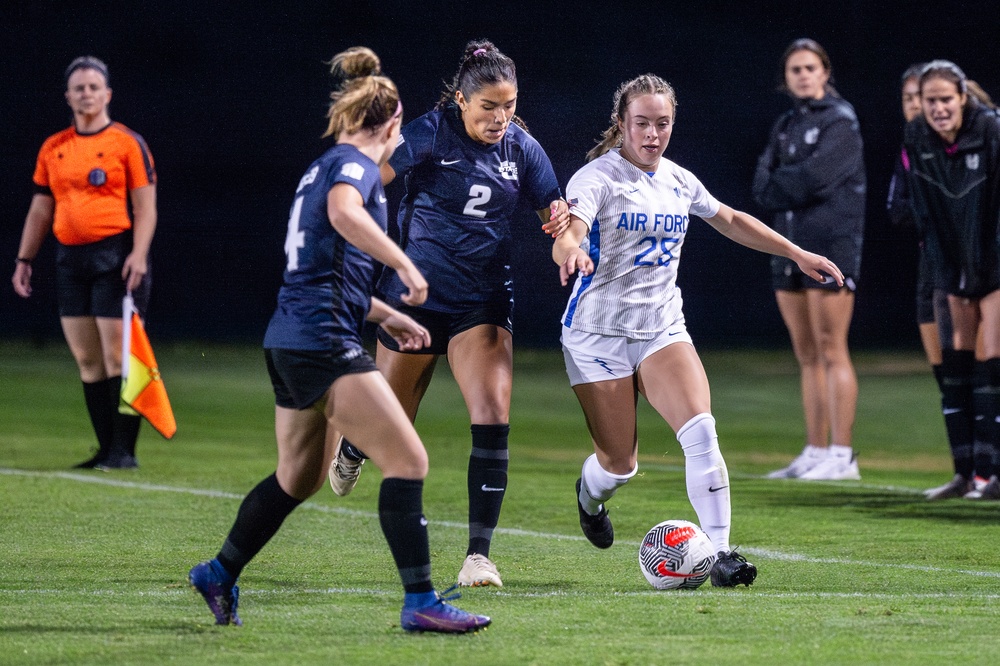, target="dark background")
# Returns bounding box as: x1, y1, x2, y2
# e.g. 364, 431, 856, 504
3, 1, 997, 350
